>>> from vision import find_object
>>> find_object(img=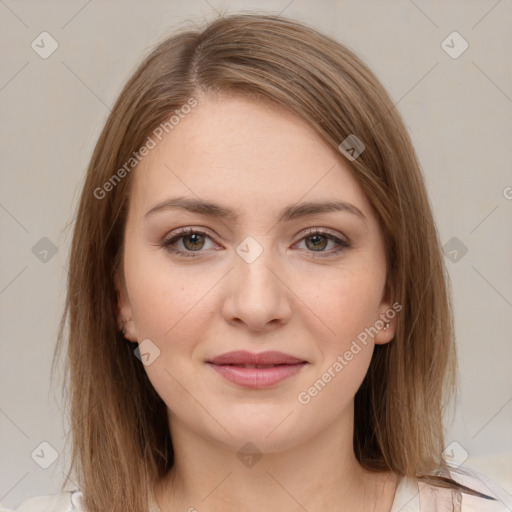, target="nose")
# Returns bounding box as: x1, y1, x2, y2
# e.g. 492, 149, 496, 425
221, 242, 292, 333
